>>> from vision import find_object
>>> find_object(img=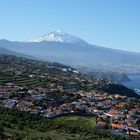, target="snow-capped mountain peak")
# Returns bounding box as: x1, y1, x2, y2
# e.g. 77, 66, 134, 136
29, 30, 88, 45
